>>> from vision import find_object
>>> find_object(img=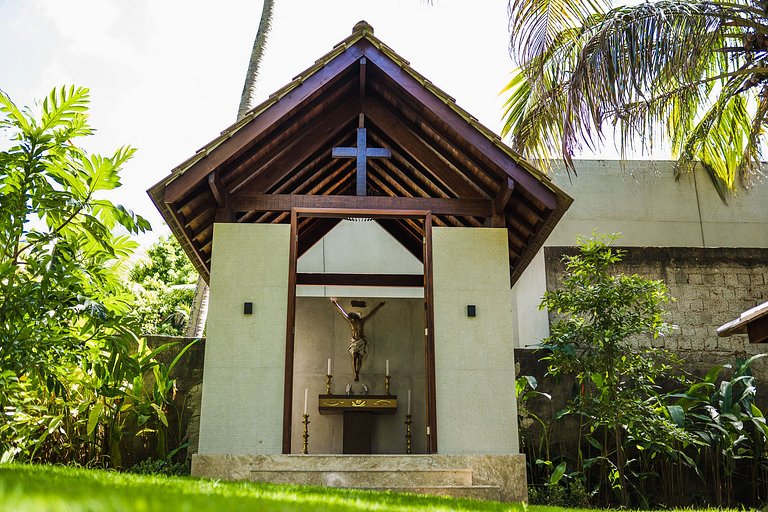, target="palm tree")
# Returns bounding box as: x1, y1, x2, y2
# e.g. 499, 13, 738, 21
185, 0, 275, 337
502, 0, 768, 199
